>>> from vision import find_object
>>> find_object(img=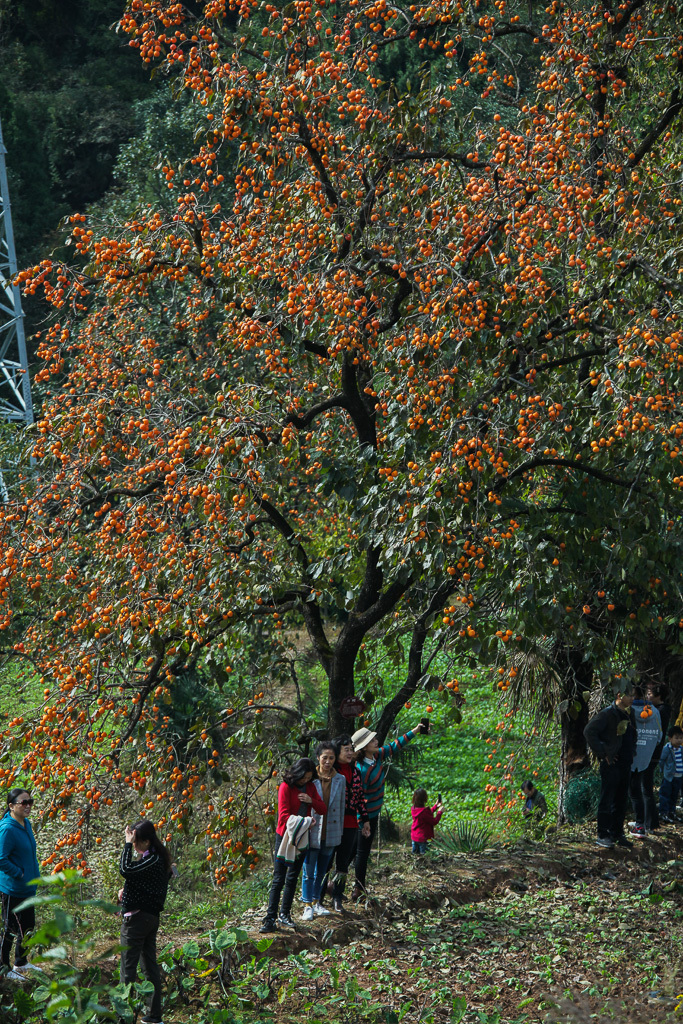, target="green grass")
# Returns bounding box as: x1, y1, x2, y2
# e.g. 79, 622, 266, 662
382, 669, 560, 840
